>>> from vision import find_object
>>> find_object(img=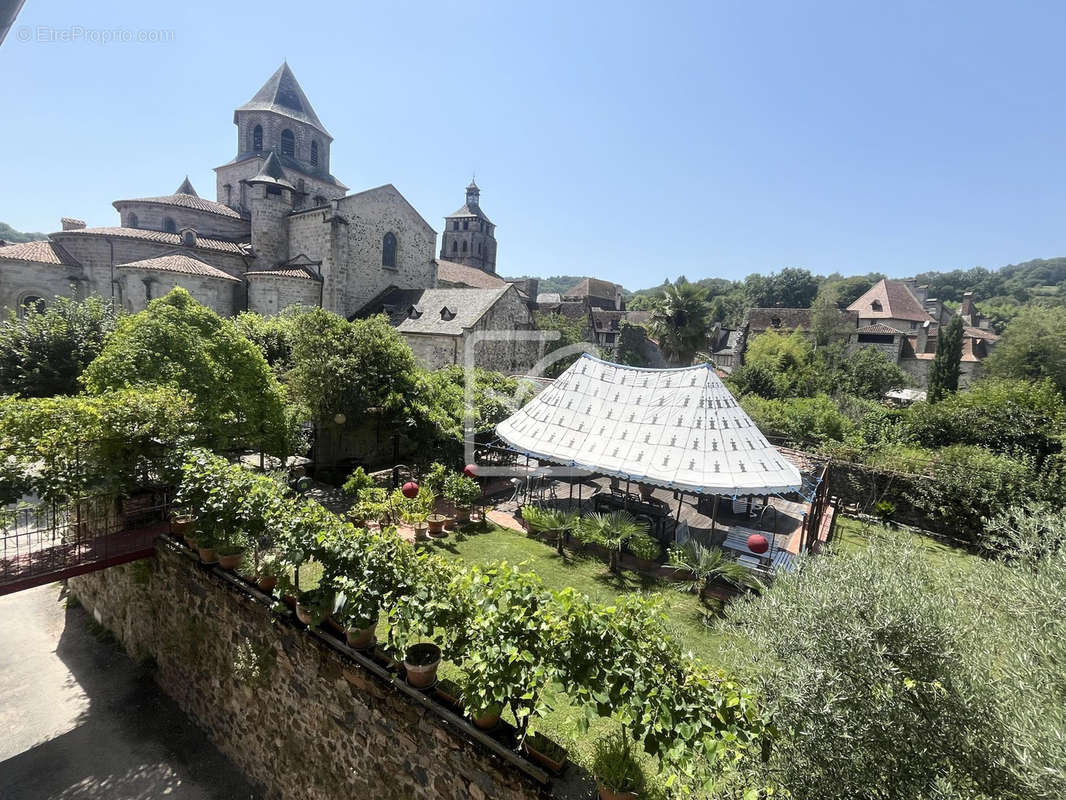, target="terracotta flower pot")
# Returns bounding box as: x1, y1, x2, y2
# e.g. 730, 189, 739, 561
427, 516, 447, 535
522, 734, 569, 774
403, 643, 441, 688
295, 603, 316, 625
218, 550, 245, 570
472, 705, 502, 730
197, 546, 218, 565
414, 525, 429, 541
455, 507, 471, 523
171, 514, 196, 537
345, 620, 377, 650
256, 575, 278, 594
